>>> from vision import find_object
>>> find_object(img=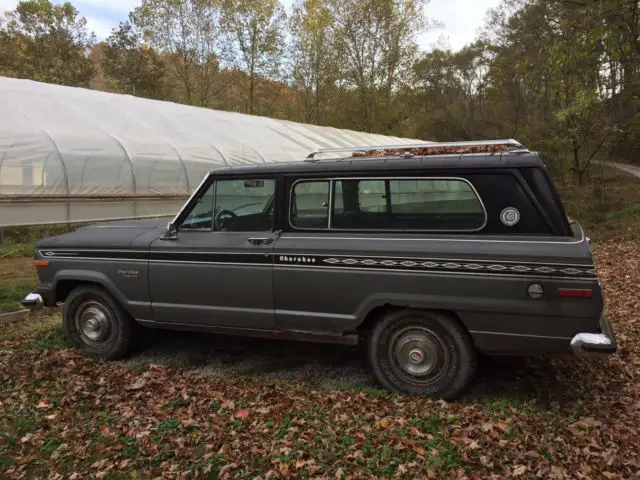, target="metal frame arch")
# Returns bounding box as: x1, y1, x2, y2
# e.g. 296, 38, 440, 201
0, 103, 71, 196
67, 102, 137, 195
164, 142, 191, 193
38, 129, 71, 196
149, 107, 231, 168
